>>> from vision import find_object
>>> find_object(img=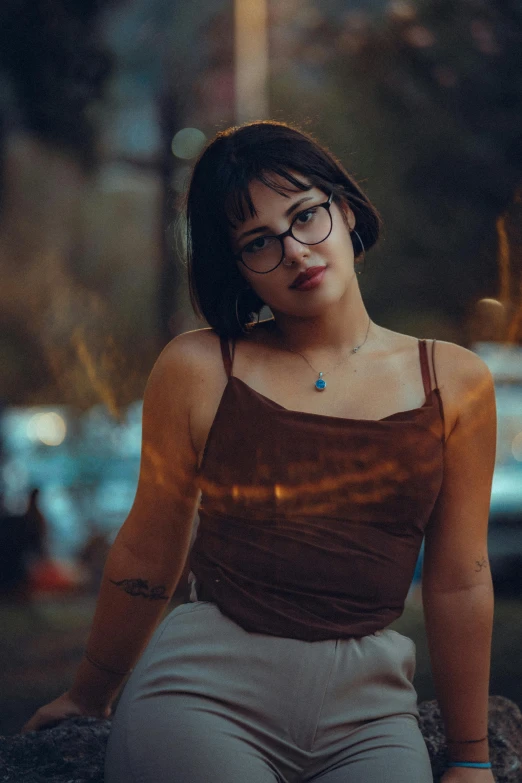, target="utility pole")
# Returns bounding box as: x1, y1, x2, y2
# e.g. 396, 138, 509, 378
234, 0, 269, 122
